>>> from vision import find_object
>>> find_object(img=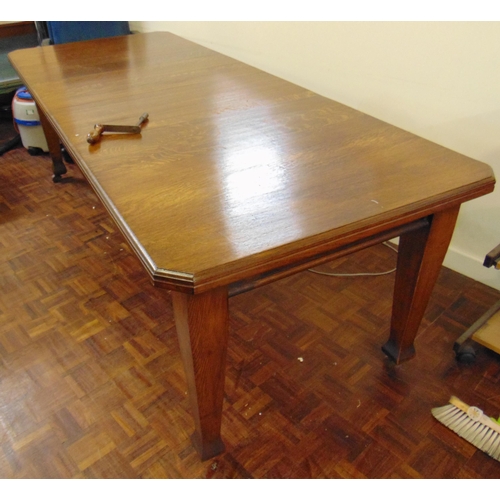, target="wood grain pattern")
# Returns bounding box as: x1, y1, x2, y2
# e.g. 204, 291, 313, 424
0, 21, 36, 38
383, 207, 461, 363
8, 32, 495, 293
6, 31, 496, 461
1, 138, 500, 477
37, 106, 67, 181
172, 288, 229, 459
